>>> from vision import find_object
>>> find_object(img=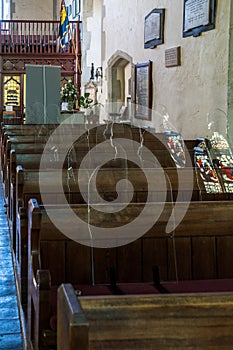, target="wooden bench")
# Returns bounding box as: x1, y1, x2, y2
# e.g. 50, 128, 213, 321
15, 163, 200, 257
8, 148, 58, 237
3, 139, 48, 197
4, 125, 93, 204
57, 283, 233, 350
8, 141, 135, 224
1, 123, 196, 167
1, 123, 85, 168
1, 122, 135, 179
1, 126, 198, 206
0, 124, 60, 160
1, 135, 49, 177
16, 164, 201, 303
27, 198, 233, 349
6, 126, 190, 235
5, 125, 199, 222
0, 123, 89, 173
